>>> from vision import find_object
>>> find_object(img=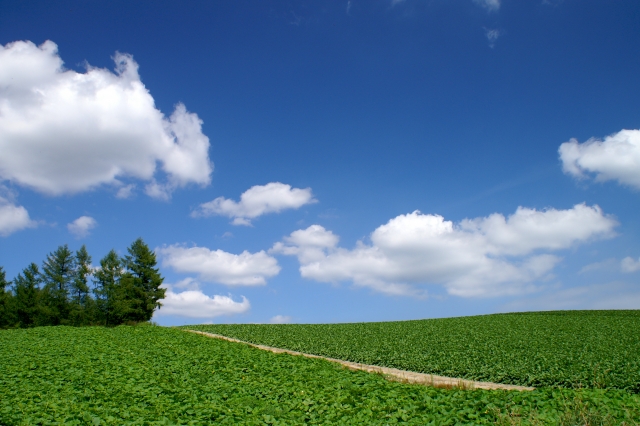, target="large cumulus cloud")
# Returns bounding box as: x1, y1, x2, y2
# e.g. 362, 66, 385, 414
272, 204, 617, 297
0, 40, 213, 199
